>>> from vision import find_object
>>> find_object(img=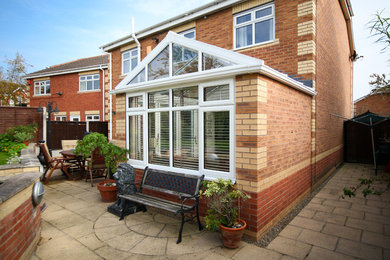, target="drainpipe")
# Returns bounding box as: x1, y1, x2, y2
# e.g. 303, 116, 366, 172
132, 17, 141, 63
109, 53, 112, 141
99, 65, 105, 122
